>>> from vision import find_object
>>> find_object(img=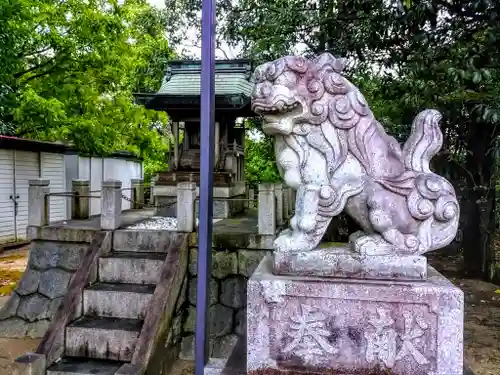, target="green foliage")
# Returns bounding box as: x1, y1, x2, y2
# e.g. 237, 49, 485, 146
244, 119, 280, 187
0, 0, 174, 178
